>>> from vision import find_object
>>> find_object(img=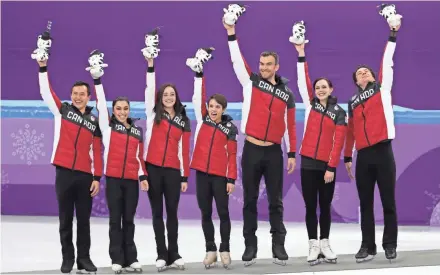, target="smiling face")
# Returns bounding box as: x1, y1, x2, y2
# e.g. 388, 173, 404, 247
162, 86, 176, 109
355, 67, 376, 87
208, 98, 224, 123
314, 79, 334, 101
71, 84, 90, 112
113, 100, 130, 124
259, 52, 279, 81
